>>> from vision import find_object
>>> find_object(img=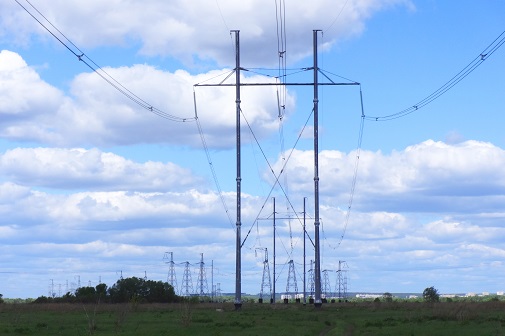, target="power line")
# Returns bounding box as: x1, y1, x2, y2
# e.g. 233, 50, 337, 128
193, 89, 235, 231
15, 0, 195, 123
365, 29, 505, 121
